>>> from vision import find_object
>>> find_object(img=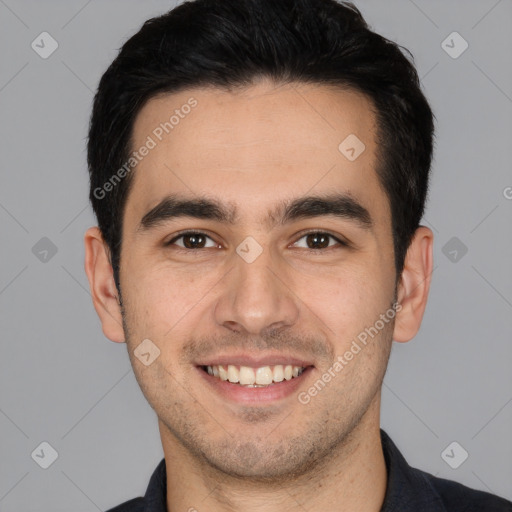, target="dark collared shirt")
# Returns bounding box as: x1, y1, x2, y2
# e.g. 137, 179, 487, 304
106, 429, 512, 511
